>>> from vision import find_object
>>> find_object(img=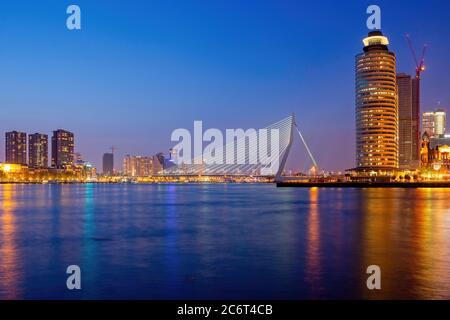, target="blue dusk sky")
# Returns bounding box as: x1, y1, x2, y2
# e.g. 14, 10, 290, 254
0, 0, 449, 171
